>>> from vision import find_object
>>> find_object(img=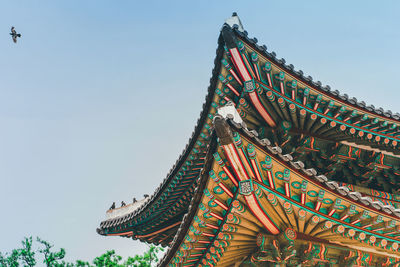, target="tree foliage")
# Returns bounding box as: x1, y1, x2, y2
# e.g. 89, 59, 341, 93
92, 250, 122, 267
37, 237, 69, 267
124, 246, 163, 267
0, 237, 163, 267
20, 237, 36, 267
